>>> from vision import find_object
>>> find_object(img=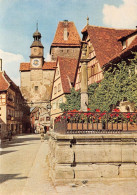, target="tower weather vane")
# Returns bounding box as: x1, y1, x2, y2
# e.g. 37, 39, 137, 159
87, 16, 89, 26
